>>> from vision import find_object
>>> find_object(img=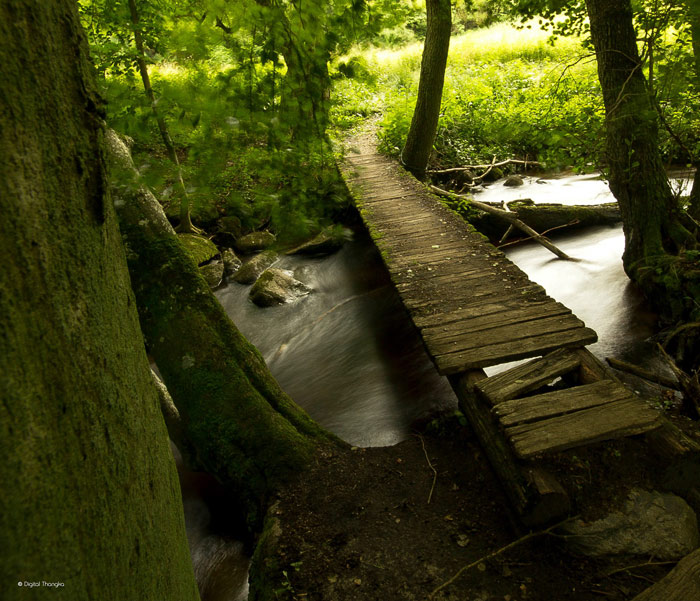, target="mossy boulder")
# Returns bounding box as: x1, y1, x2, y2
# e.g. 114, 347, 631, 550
503, 175, 524, 187
249, 268, 312, 307
236, 231, 276, 254
233, 251, 279, 285
178, 233, 219, 266
199, 261, 224, 289
222, 248, 243, 277
287, 228, 345, 257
